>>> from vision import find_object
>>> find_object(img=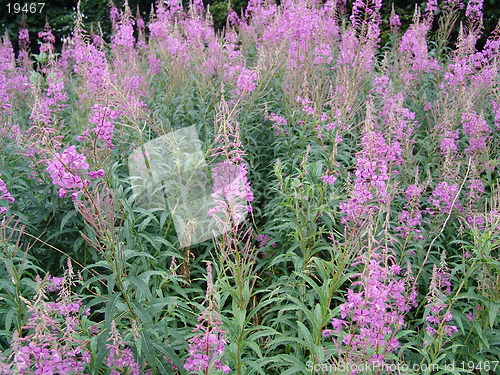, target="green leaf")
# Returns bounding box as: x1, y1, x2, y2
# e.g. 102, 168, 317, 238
105, 292, 121, 330
60, 209, 77, 232
128, 276, 153, 301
